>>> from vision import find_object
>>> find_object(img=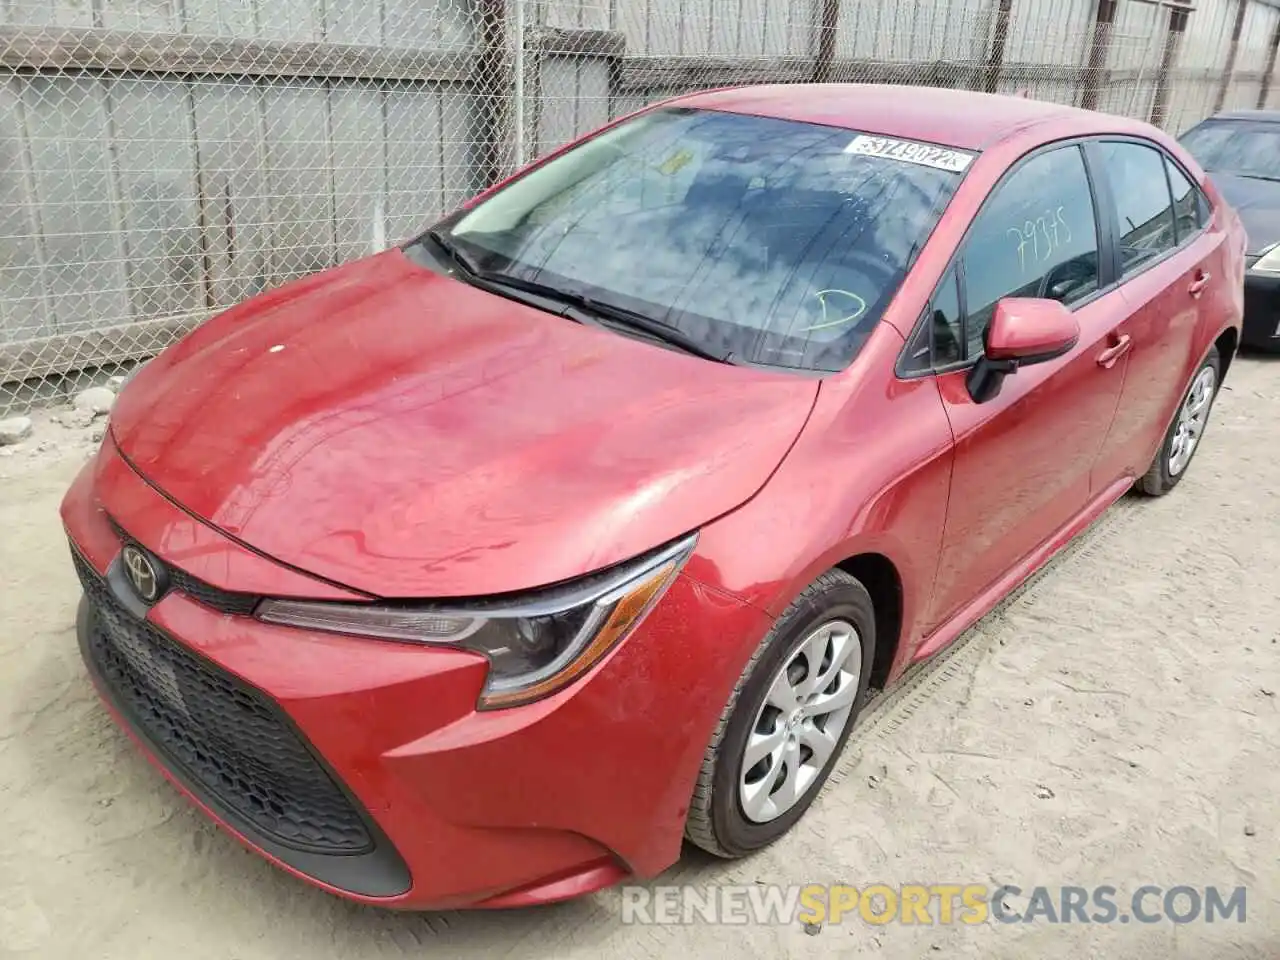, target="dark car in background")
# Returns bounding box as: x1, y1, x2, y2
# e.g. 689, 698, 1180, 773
1180, 110, 1280, 351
